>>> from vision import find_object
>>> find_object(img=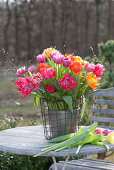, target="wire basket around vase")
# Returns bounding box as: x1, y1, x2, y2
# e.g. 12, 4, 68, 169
40, 97, 83, 140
